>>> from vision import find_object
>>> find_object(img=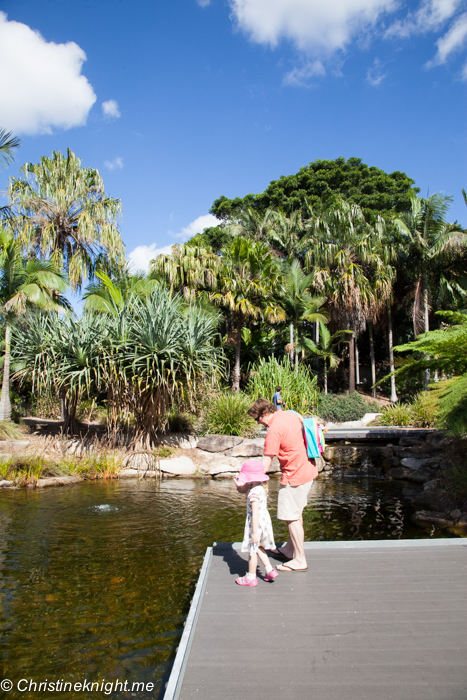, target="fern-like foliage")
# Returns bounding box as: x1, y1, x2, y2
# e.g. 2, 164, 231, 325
392, 311, 467, 434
